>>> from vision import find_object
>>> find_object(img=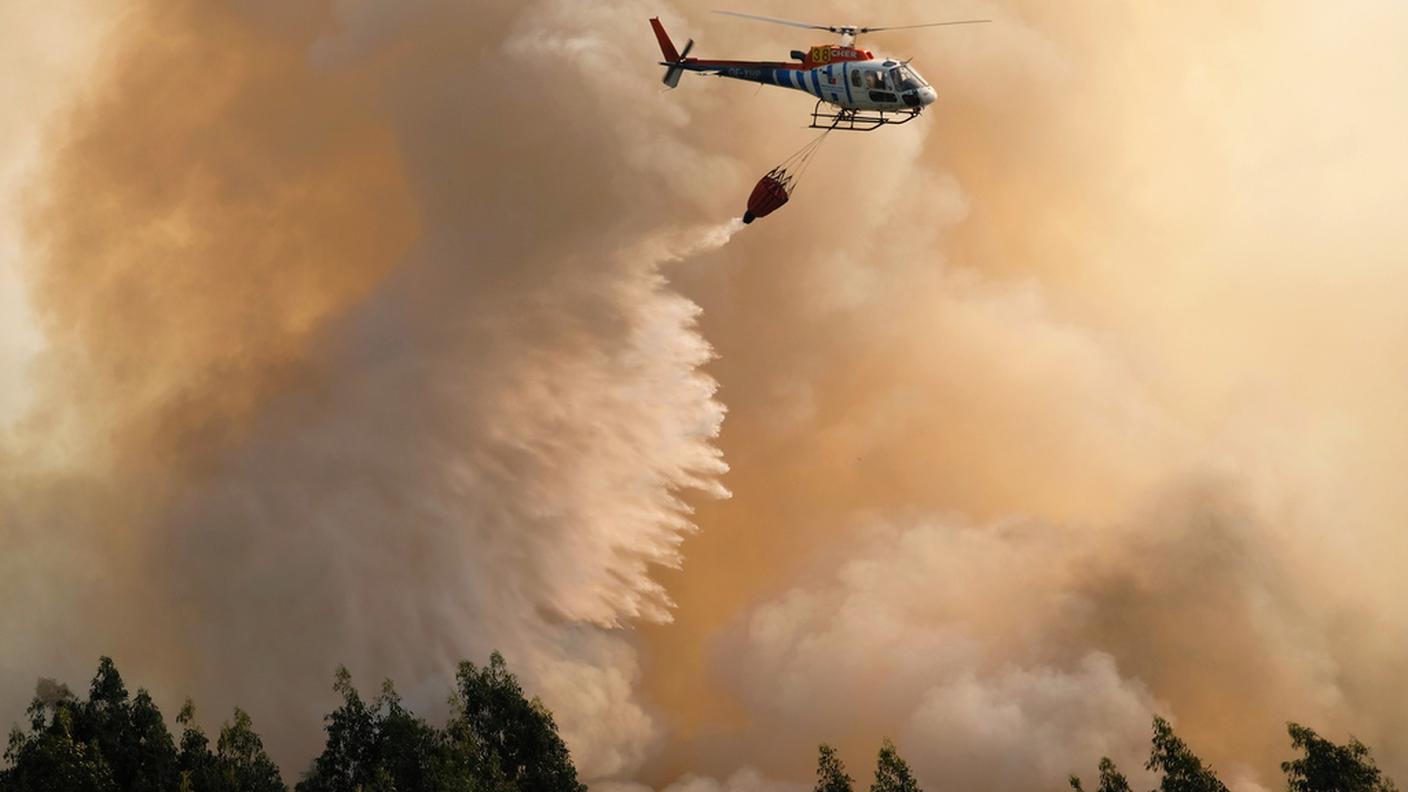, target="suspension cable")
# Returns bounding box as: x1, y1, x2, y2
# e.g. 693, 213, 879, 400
773, 117, 840, 191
